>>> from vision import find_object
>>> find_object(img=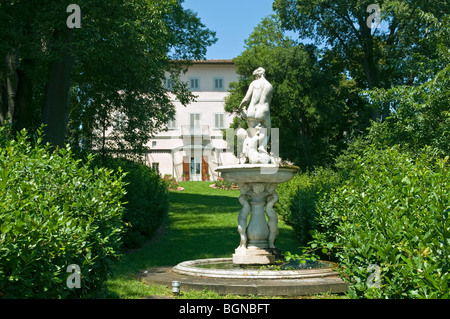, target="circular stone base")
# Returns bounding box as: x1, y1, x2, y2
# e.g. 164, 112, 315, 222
172, 258, 338, 279
137, 258, 348, 297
